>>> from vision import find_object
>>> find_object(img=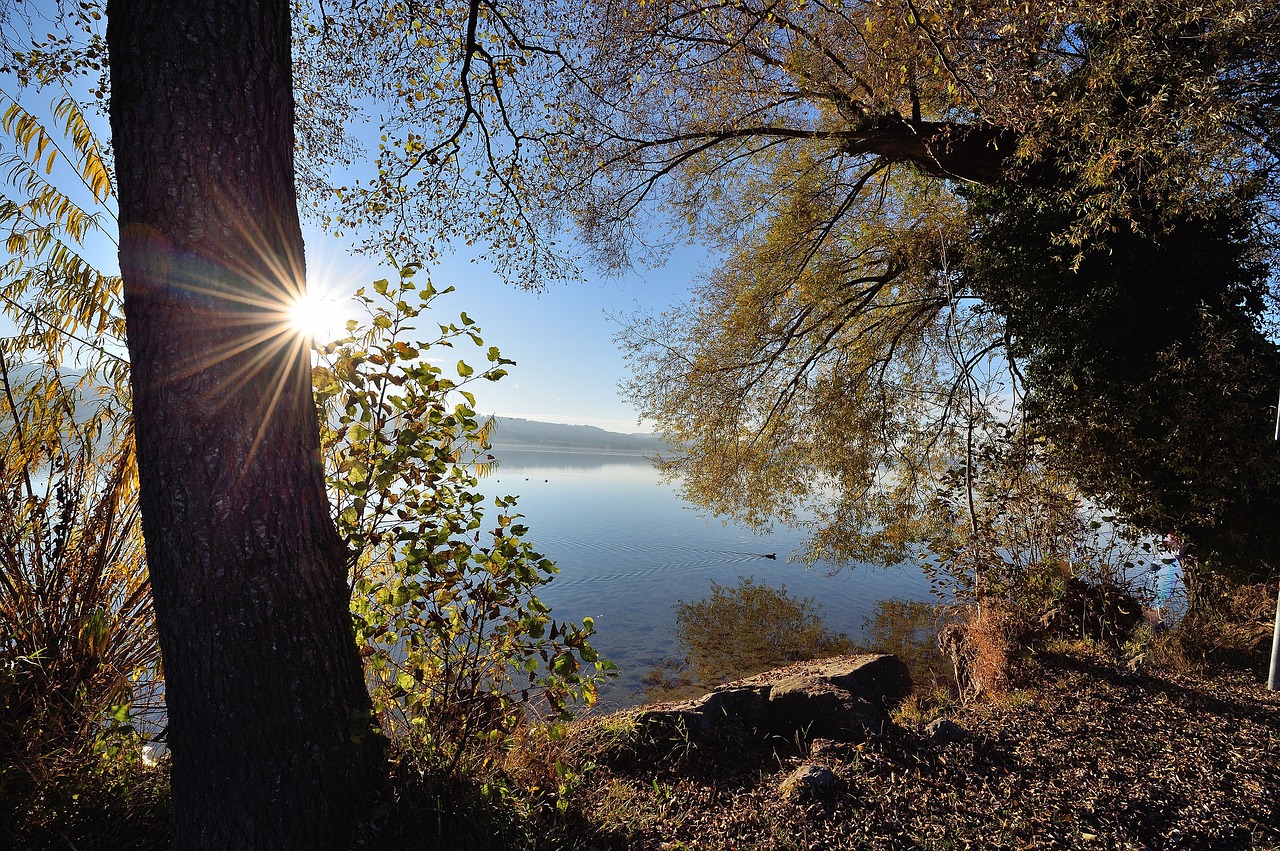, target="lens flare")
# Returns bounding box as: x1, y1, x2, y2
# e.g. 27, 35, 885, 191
287, 288, 350, 344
